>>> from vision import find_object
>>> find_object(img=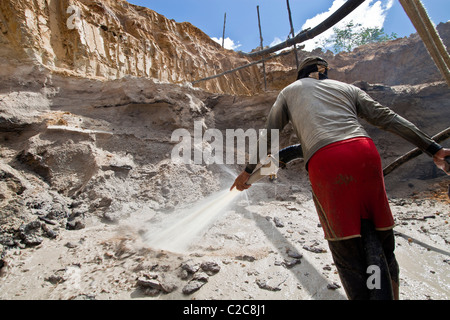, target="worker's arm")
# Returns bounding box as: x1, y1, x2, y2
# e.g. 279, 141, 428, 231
245, 92, 290, 173
231, 92, 290, 191
355, 88, 445, 159
230, 171, 251, 191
